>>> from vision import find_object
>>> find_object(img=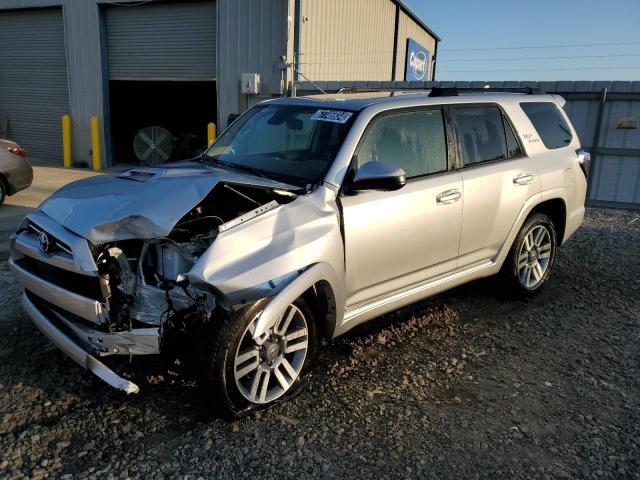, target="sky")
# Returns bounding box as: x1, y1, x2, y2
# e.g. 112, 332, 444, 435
403, 0, 640, 81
